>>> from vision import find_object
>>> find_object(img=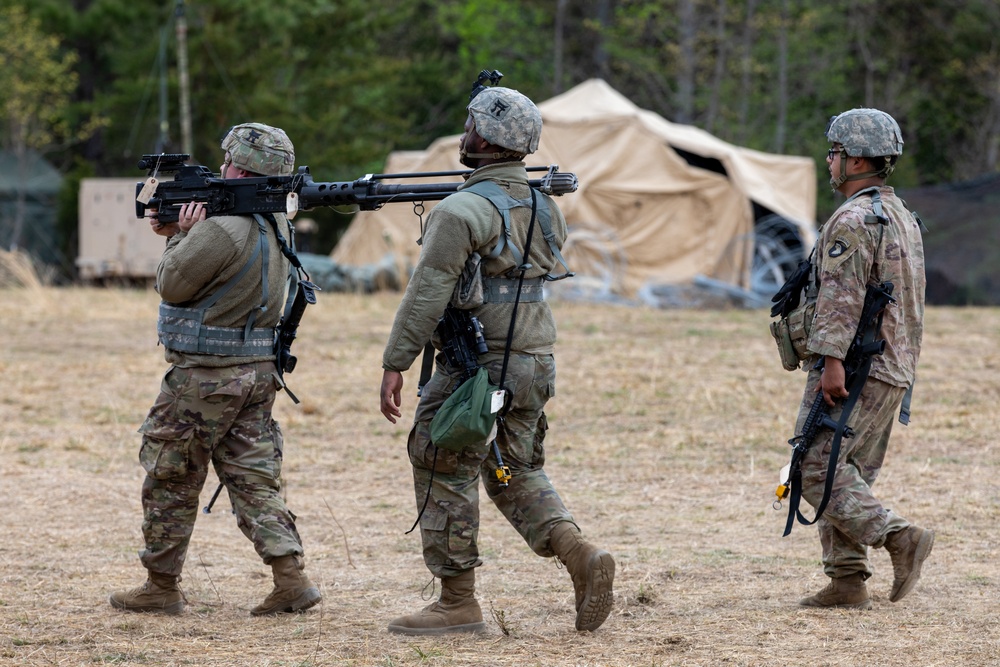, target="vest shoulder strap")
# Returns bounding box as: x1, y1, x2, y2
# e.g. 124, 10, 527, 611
463, 180, 573, 280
